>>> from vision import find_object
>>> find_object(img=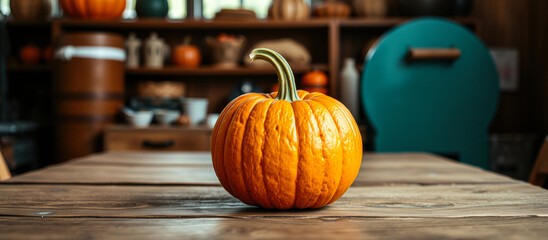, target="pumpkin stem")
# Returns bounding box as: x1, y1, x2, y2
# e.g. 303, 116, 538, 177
249, 48, 301, 102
